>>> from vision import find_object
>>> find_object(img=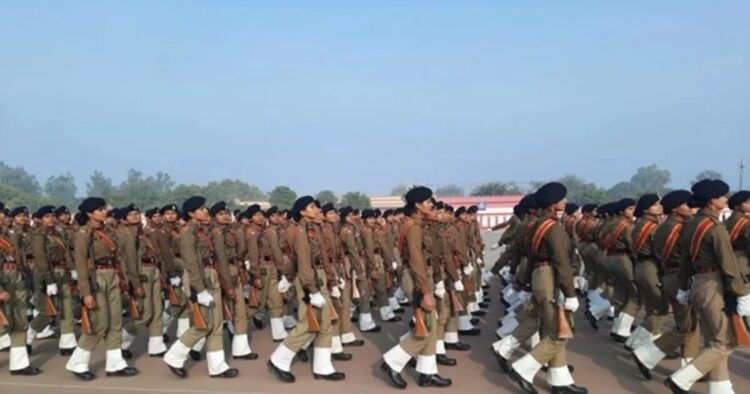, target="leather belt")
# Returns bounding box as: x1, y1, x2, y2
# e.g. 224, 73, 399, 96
534, 261, 550, 268
696, 266, 718, 274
